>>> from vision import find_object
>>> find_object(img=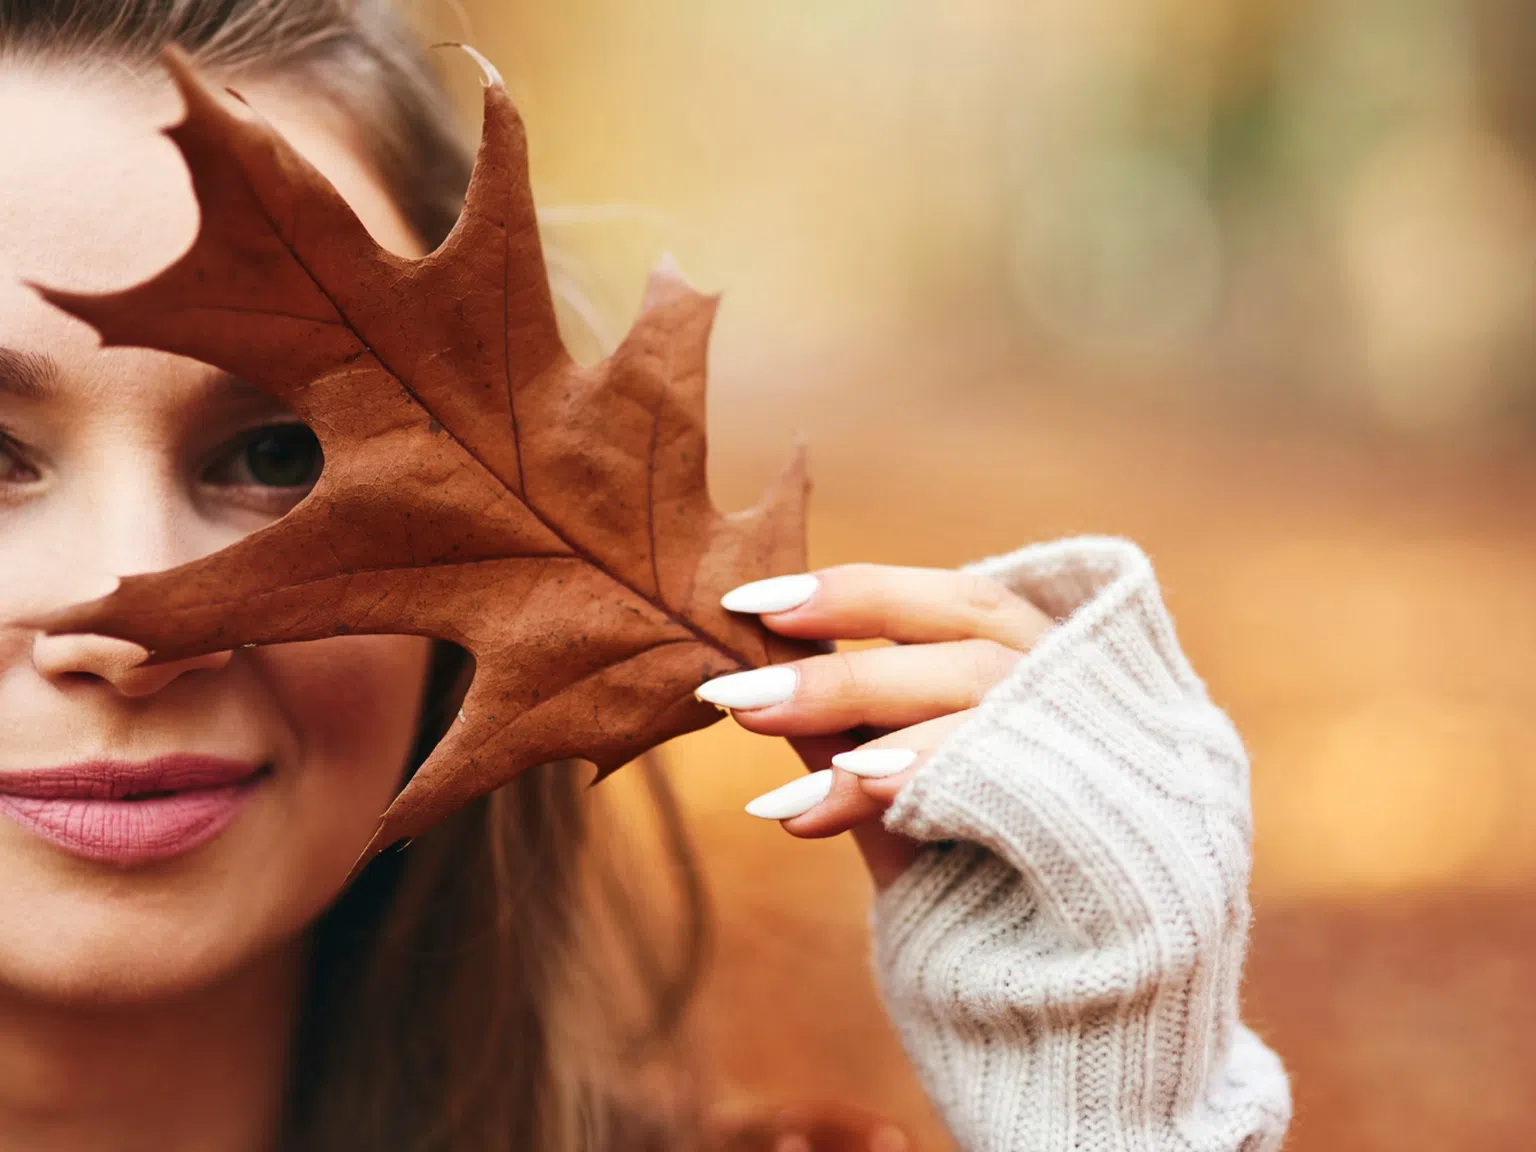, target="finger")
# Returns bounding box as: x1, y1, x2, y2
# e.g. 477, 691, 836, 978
697, 639, 1020, 737
774, 712, 961, 835
785, 732, 918, 889
722, 563, 1051, 650
745, 766, 920, 890
750, 714, 970, 887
